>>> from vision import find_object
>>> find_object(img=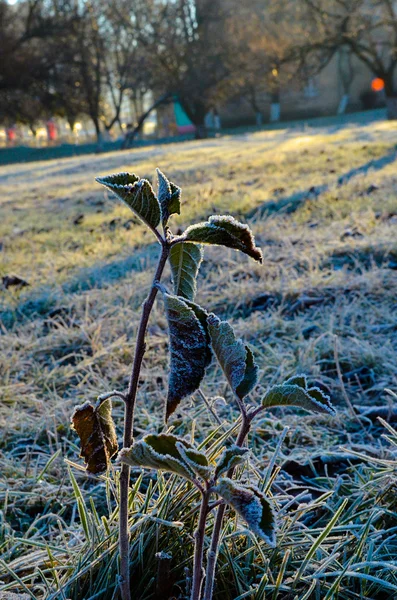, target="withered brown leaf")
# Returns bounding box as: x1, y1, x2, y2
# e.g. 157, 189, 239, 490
71, 399, 118, 474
